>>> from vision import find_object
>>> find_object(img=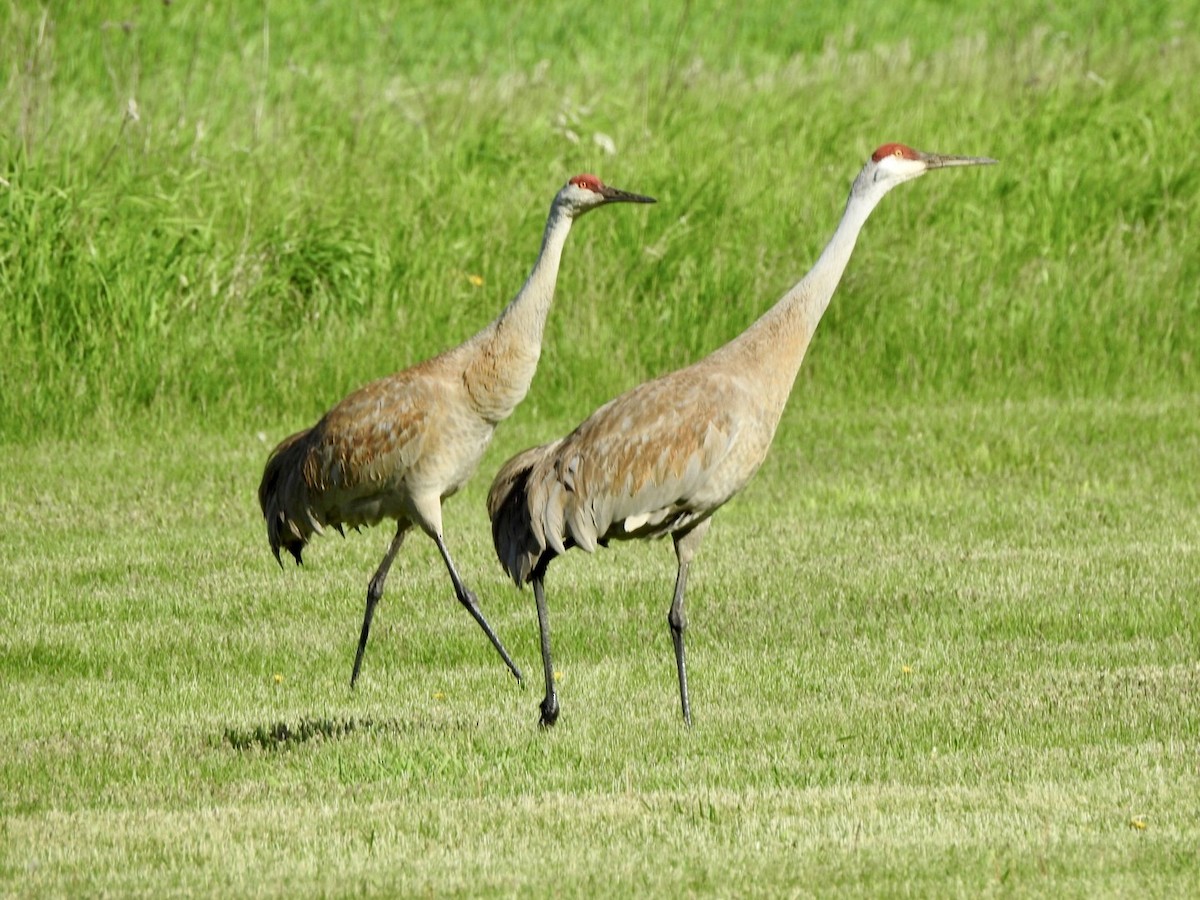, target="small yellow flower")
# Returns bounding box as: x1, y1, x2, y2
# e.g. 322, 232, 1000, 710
901, 665, 913, 675
1129, 817, 1147, 831
433, 691, 446, 701
553, 670, 562, 682
467, 274, 484, 287
273, 673, 283, 685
